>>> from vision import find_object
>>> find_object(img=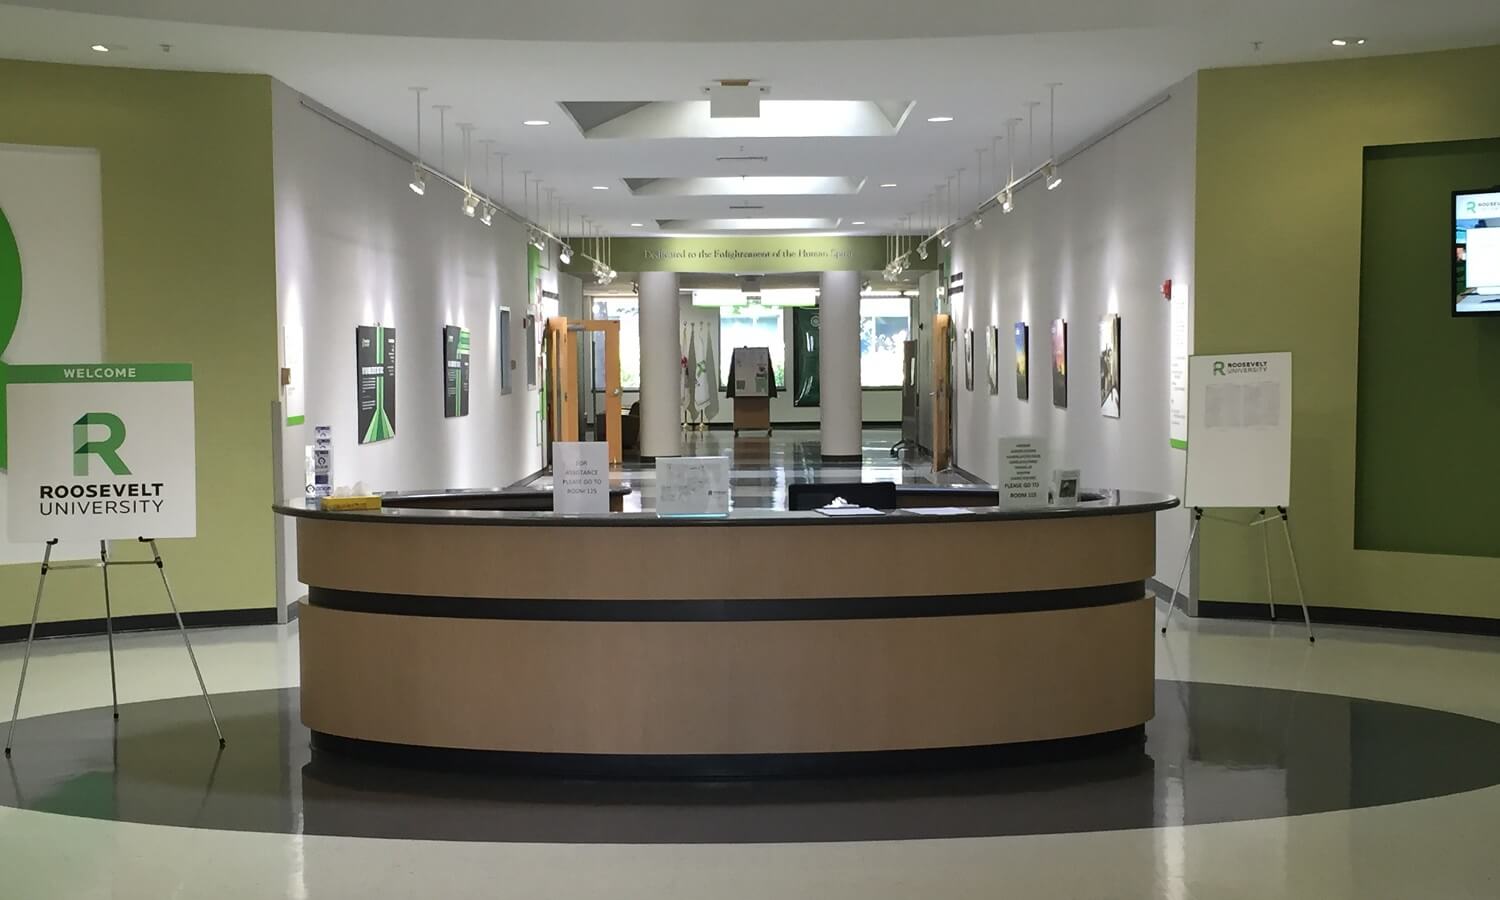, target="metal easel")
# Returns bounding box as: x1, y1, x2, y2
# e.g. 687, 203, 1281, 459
5, 537, 225, 756
1161, 506, 1315, 643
